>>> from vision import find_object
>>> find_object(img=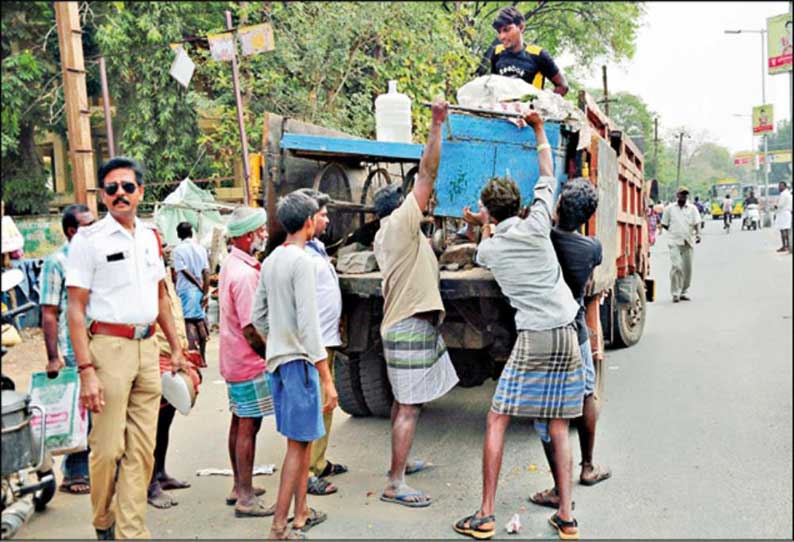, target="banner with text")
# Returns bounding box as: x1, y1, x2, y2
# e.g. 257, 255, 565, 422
752, 104, 774, 134
768, 13, 793, 75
